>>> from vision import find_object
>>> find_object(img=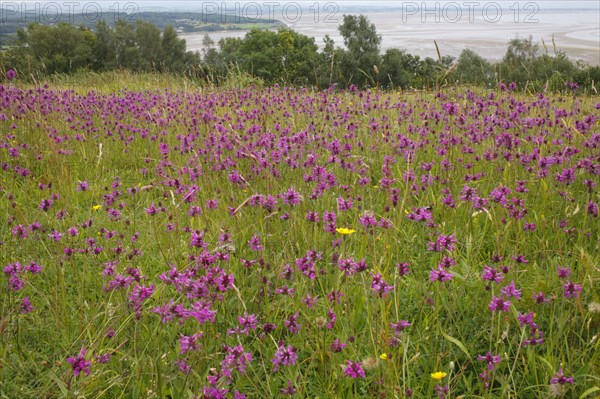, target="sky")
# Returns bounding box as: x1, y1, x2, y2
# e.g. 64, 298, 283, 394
7, 1, 600, 11
120, 1, 599, 10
